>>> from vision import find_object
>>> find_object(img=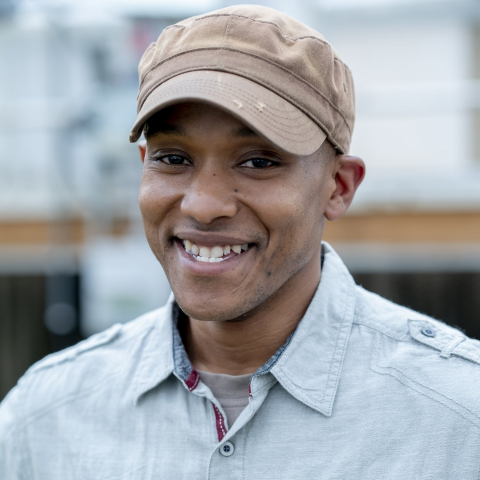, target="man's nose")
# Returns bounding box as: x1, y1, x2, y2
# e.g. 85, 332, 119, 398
180, 170, 238, 224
